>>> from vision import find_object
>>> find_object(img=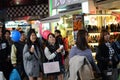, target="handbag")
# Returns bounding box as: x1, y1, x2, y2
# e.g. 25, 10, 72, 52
43, 61, 60, 74
103, 68, 118, 80
103, 68, 113, 76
